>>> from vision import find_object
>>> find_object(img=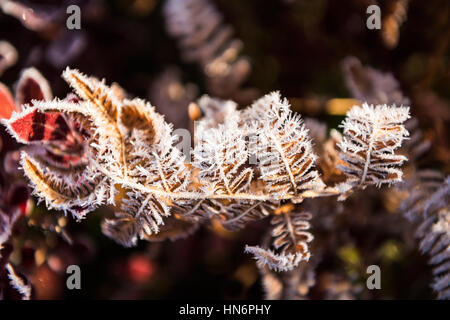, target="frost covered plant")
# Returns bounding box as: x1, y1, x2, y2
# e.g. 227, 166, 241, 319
2, 68, 411, 273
